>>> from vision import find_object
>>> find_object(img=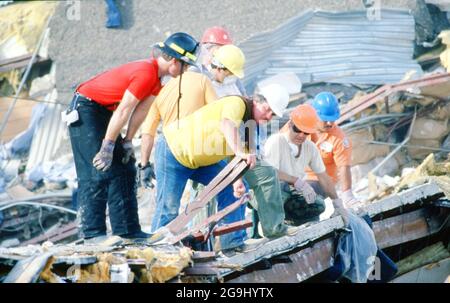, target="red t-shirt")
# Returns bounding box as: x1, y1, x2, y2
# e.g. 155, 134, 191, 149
77, 59, 161, 109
